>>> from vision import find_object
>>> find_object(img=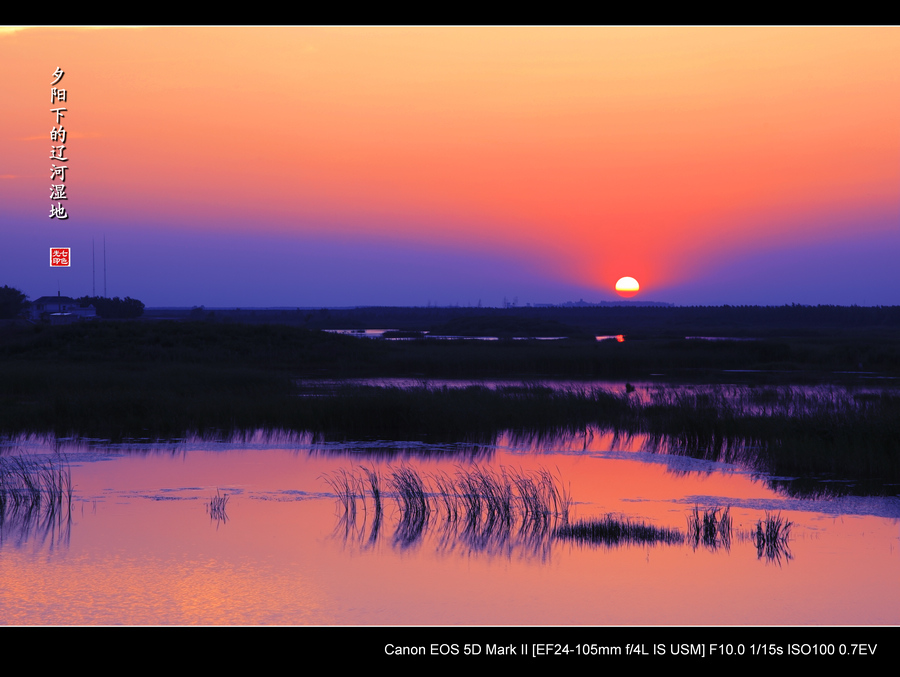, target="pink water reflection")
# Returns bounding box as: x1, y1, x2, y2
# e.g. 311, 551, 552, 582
1, 432, 898, 625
